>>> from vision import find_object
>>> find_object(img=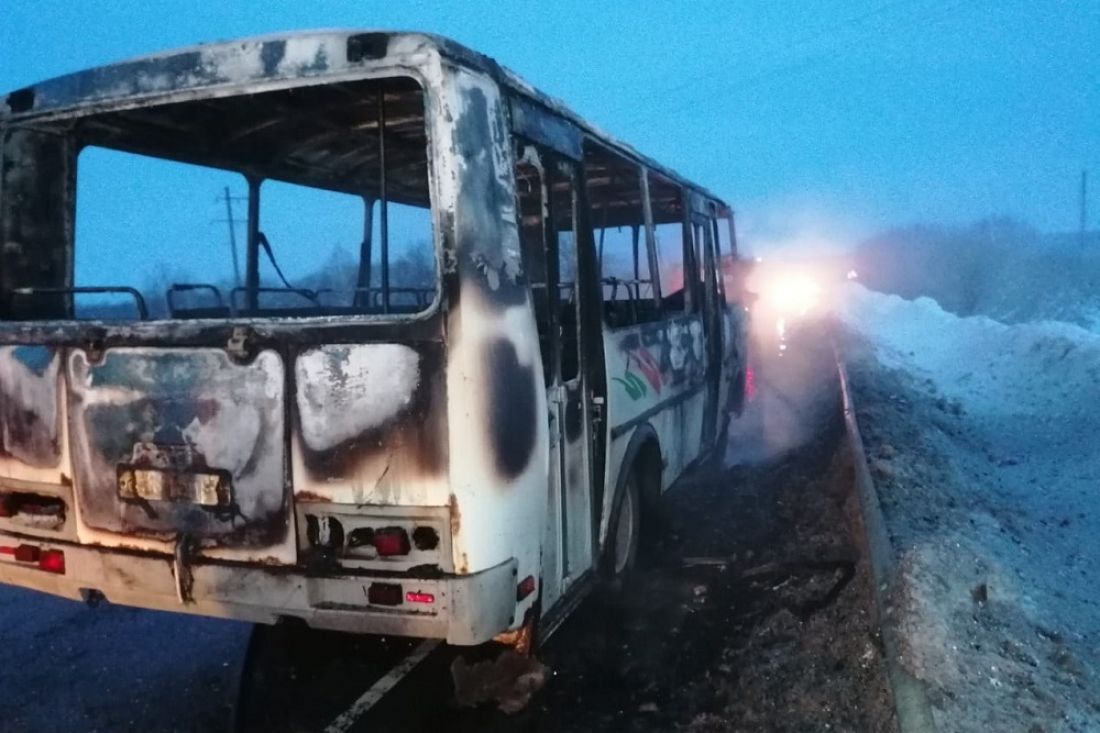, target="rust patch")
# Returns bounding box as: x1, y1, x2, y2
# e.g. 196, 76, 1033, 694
193, 398, 220, 424
449, 492, 462, 537
294, 490, 332, 503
